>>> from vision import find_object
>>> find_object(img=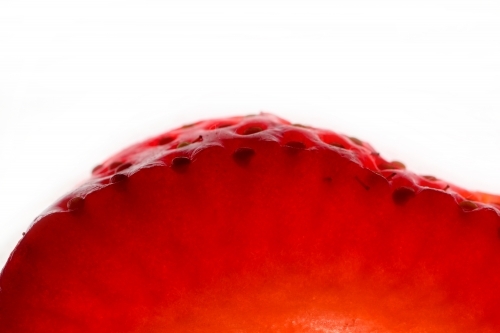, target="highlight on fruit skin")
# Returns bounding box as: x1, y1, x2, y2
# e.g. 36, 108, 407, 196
0, 112, 499, 333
